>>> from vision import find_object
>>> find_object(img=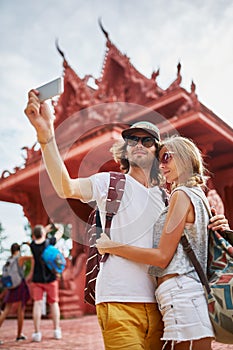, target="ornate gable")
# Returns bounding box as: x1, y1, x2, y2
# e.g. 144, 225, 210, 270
53, 23, 169, 125
97, 22, 165, 105
53, 43, 95, 126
